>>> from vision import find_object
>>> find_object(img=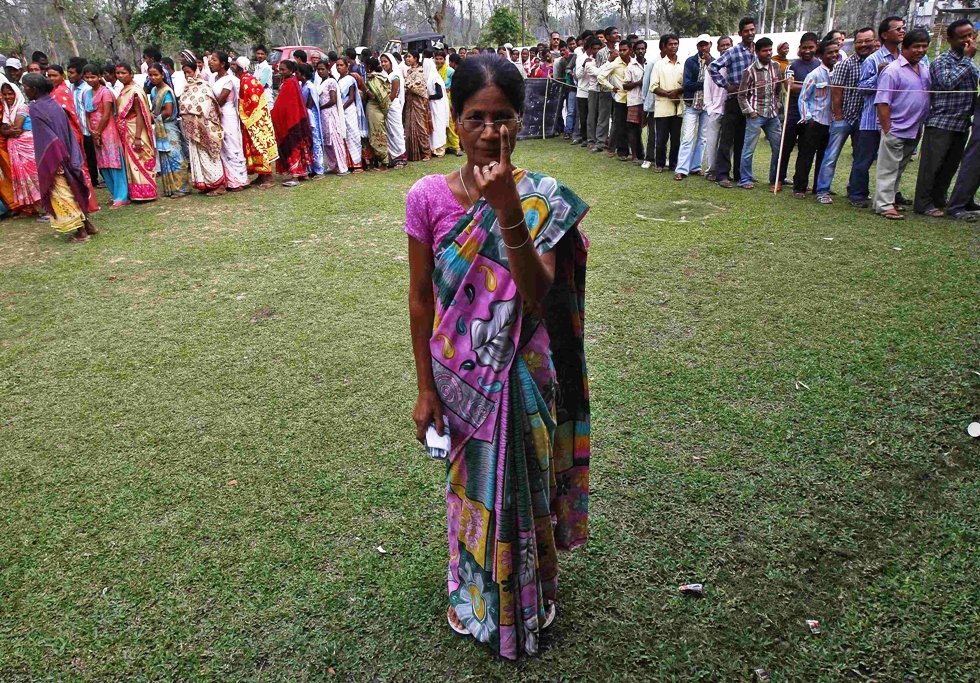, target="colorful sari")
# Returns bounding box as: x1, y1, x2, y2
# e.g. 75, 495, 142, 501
2, 91, 41, 208
238, 72, 278, 176
85, 85, 128, 204
403, 65, 431, 161
437, 62, 460, 152
115, 83, 157, 201
302, 80, 325, 175
365, 72, 391, 166
0, 139, 21, 213
30, 93, 91, 233
338, 75, 364, 170
318, 79, 349, 174
52, 82, 99, 213
150, 84, 190, 197
426, 170, 591, 659
271, 75, 312, 176
179, 76, 226, 192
